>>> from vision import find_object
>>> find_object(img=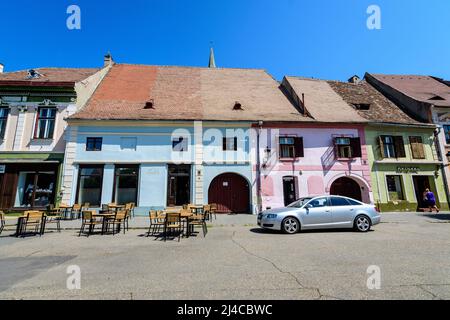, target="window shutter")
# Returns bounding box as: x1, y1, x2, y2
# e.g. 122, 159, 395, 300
350, 137, 362, 158
333, 137, 339, 158
378, 136, 386, 158
294, 137, 304, 158
409, 136, 425, 159
394, 136, 406, 158
222, 137, 227, 151
234, 137, 238, 151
